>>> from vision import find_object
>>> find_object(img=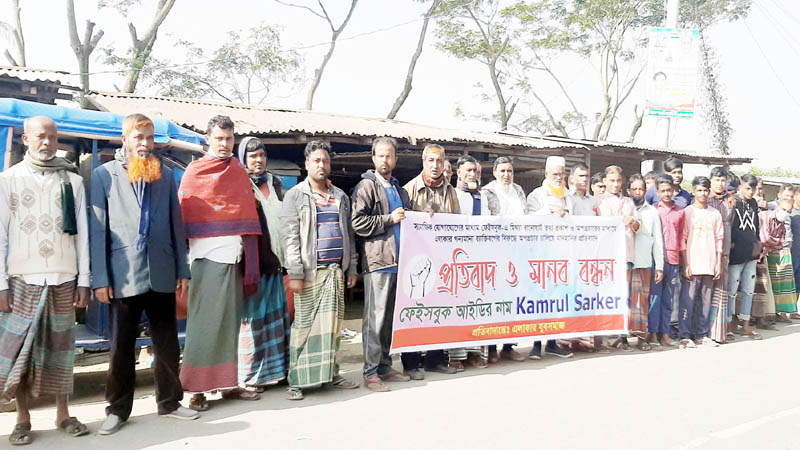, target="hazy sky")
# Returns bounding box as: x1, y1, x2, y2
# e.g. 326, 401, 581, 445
4, 0, 798, 170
